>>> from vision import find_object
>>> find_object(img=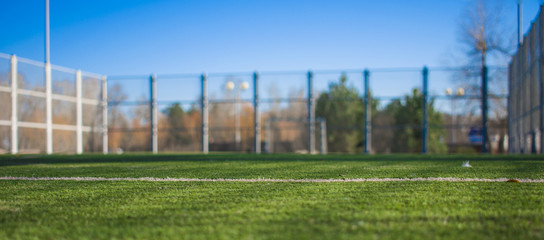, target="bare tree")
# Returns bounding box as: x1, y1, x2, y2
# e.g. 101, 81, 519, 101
459, 0, 513, 68
455, 0, 514, 153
